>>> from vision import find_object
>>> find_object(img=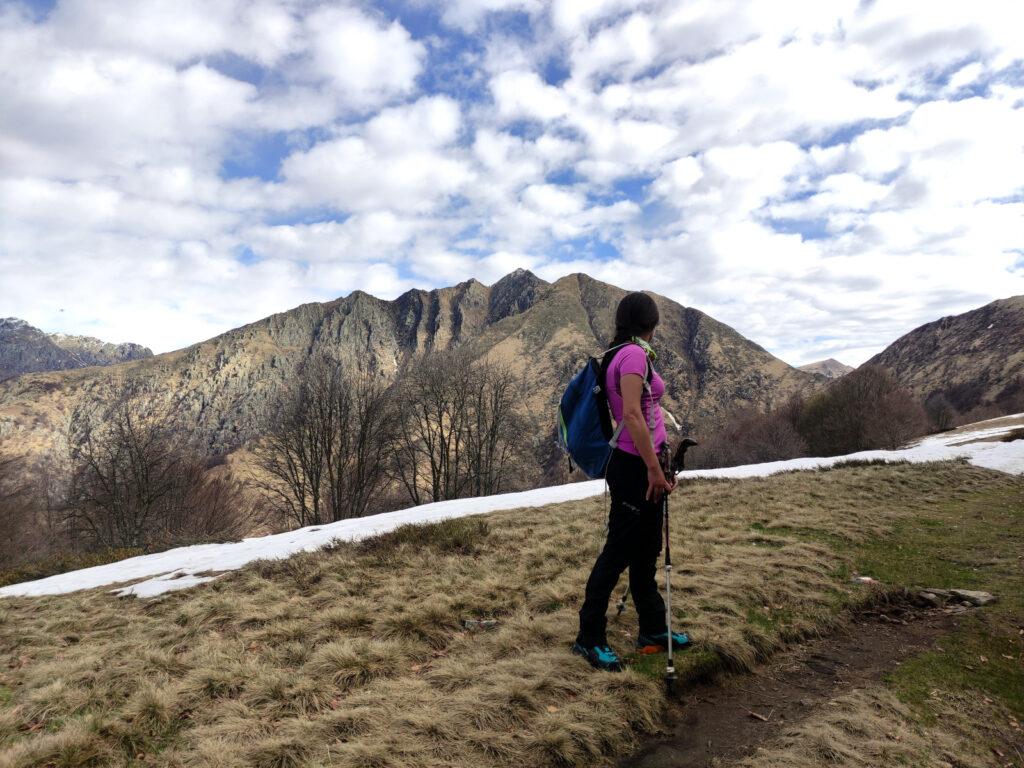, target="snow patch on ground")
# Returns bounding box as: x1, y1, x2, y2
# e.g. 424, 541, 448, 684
2, 415, 1022, 599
